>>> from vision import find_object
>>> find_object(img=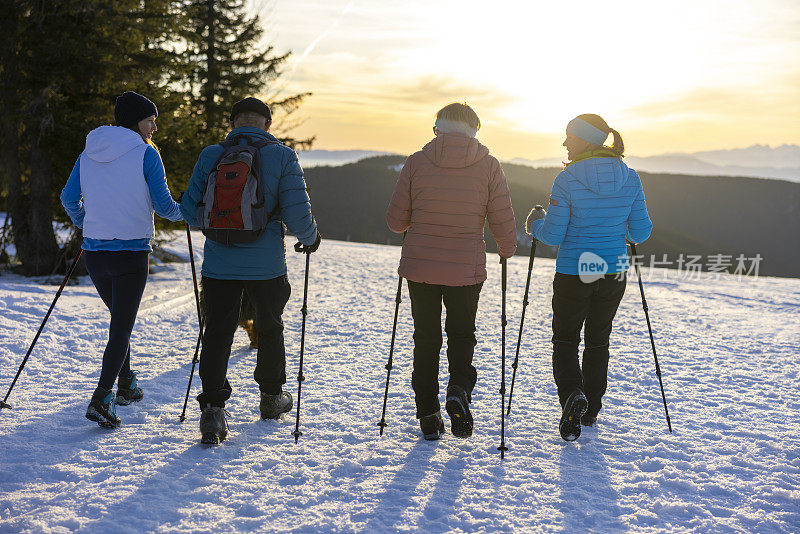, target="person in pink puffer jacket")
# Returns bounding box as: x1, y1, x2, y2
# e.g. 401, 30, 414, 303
386, 102, 517, 440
